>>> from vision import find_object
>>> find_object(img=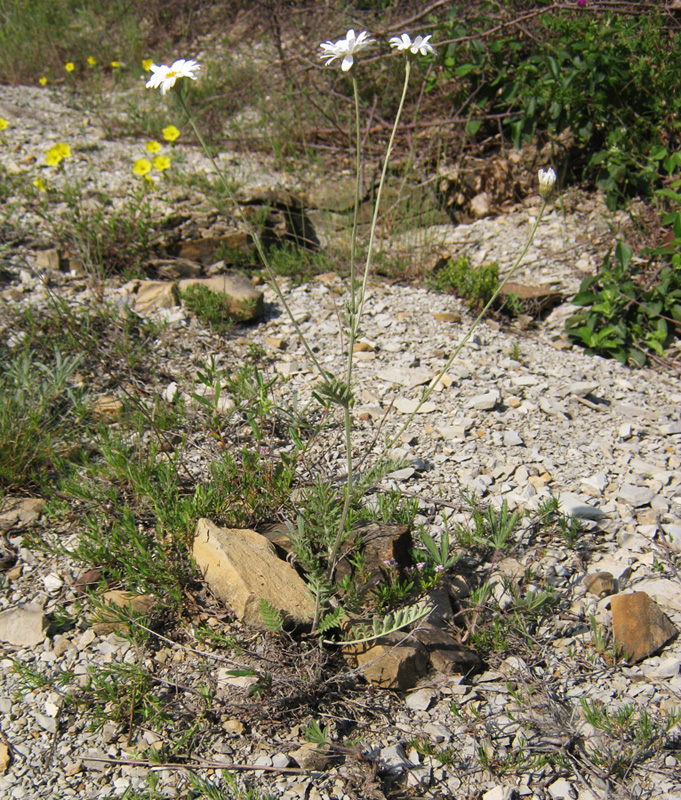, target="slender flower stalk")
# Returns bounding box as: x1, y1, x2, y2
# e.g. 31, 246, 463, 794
385, 189, 552, 452
329, 57, 413, 581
